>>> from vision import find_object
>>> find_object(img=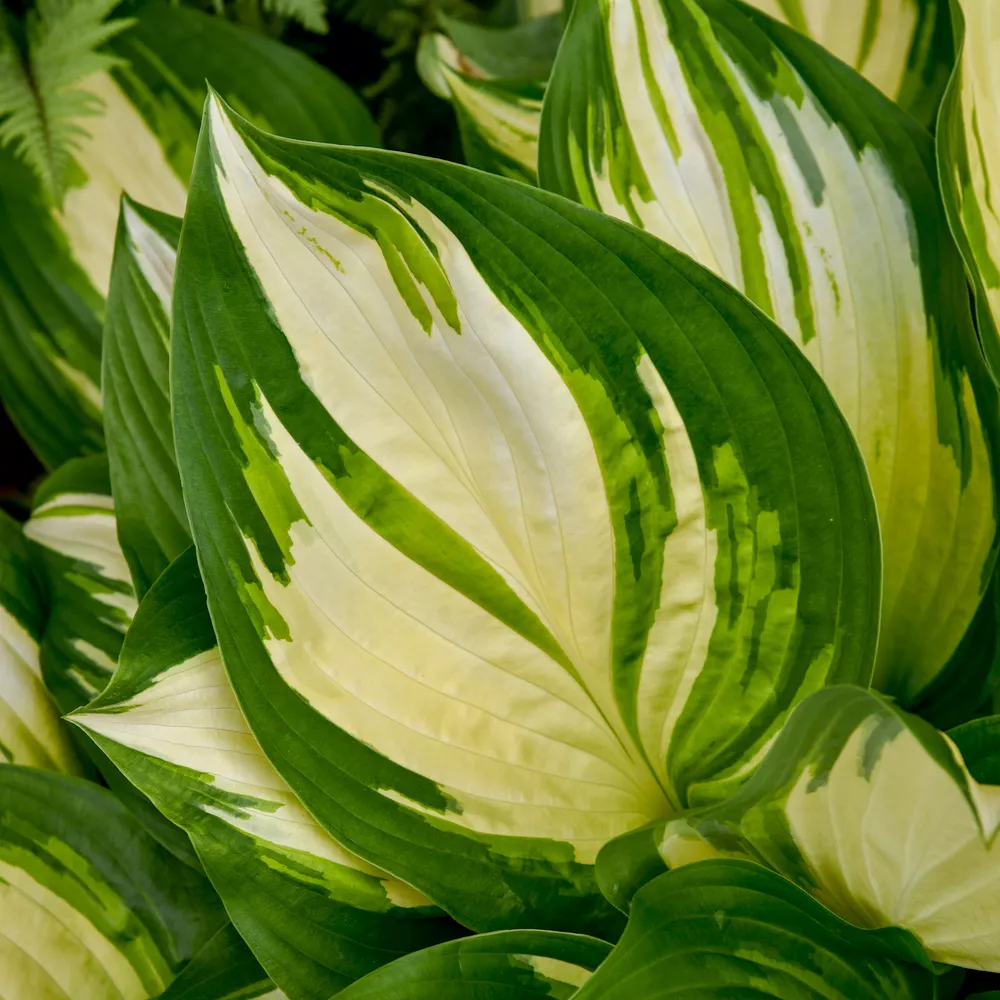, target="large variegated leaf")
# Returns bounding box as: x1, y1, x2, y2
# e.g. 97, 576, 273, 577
171, 95, 880, 934
540, 0, 1000, 705
0, 510, 82, 774
938, 0, 1000, 387
576, 860, 935, 999
0, 763, 226, 1000
155, 924, 281, 1000
23, 455, 135, 712
418, 31, 547, 184
743, 0, 952, 128
337, 931, 611, 1000
103, 199, 187, 597
74, 549, 462, 1000
0, 0, 378, 470
605, 686, 1000, 971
